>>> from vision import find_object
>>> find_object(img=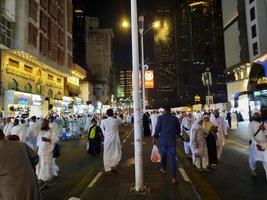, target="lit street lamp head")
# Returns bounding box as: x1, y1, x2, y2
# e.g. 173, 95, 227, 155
121, 20, 130, 28
152, 21, 161, 29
